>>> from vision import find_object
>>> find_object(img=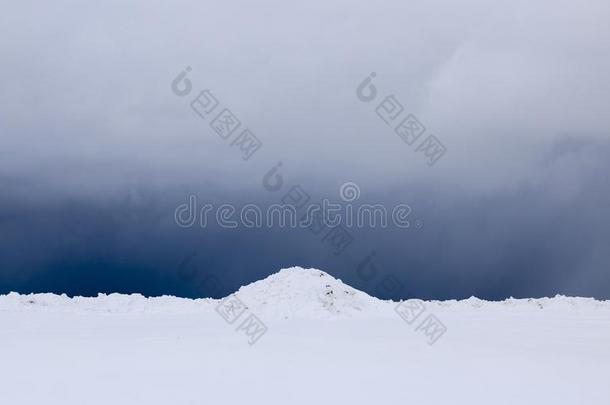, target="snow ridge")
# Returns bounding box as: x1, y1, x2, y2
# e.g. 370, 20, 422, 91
235, 267, 386, 319
1, 267, 609, 318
